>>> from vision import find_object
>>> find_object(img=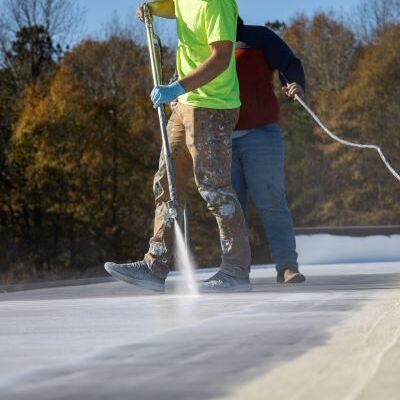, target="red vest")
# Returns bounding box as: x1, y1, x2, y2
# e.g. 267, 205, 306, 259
235, 48, 280, 130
